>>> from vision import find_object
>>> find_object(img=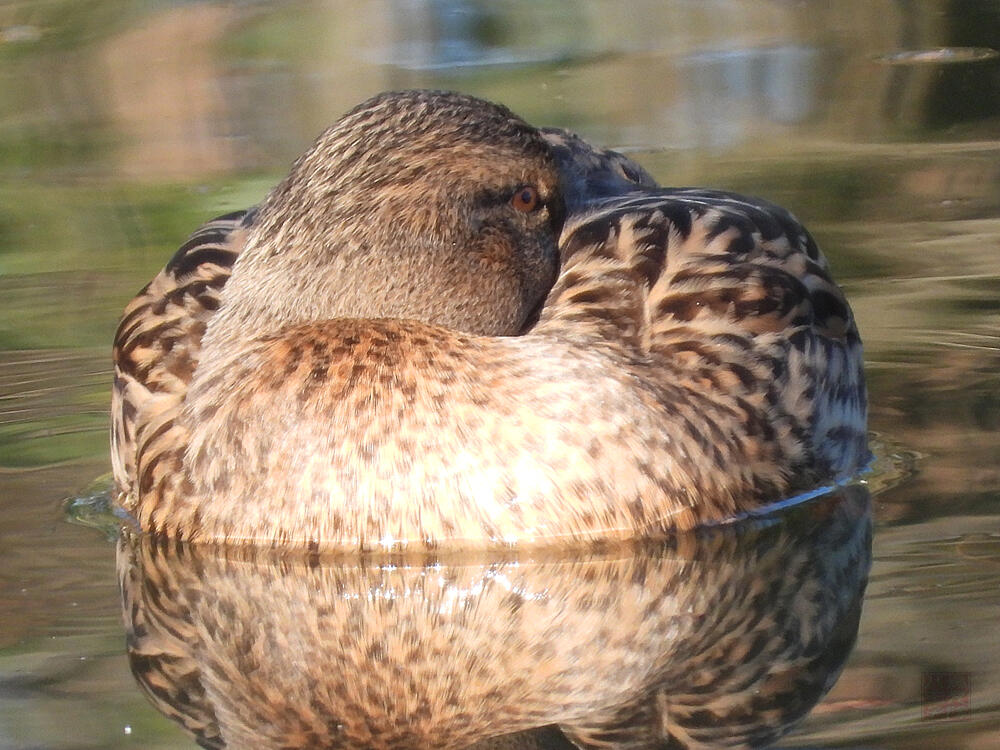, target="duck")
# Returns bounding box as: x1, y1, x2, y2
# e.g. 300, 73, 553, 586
111, 89, 868, 551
